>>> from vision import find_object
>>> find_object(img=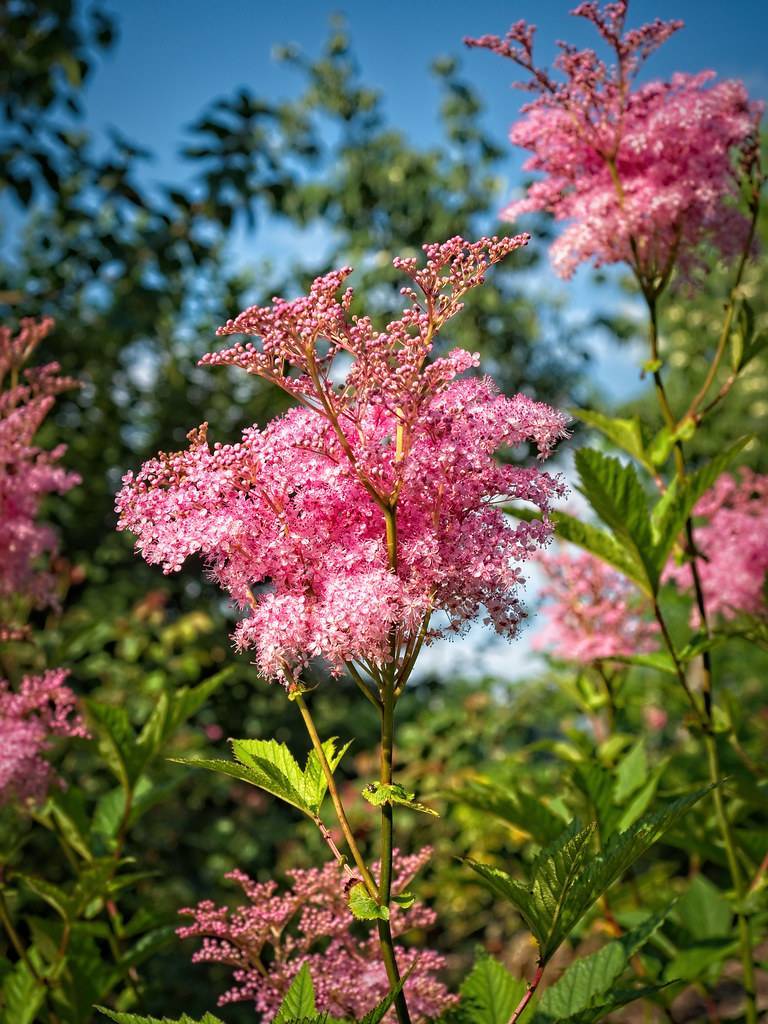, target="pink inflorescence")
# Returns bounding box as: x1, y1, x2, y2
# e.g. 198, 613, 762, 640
0, 318, 80, 620
466, 2, 762, 280
535, 549, 659, 663
177, 847, 456, 1021
116, 237, 569, 681
0, 669, 88, 807
665, 470, 768, 623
